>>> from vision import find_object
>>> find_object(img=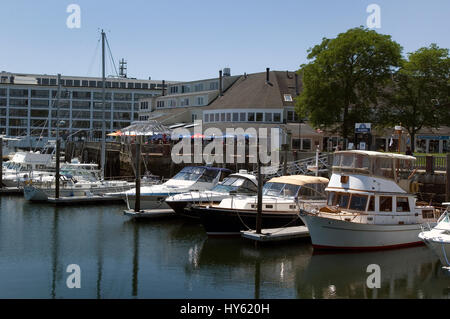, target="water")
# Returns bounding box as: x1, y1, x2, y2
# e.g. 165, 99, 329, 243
0, 195, 449, 299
